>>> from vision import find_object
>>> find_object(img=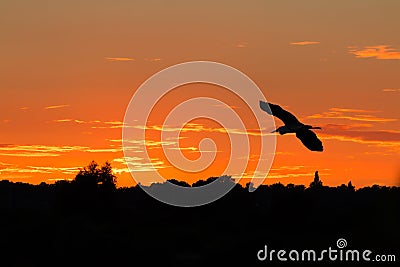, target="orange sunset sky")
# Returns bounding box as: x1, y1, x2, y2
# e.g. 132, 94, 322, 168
1, 1, 399, 188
